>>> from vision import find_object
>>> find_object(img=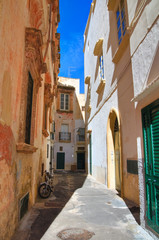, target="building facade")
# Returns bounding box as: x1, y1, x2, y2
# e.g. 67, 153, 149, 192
0, 0, 60, 239
84, 0, 159, 238
54, 77, 85, 171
